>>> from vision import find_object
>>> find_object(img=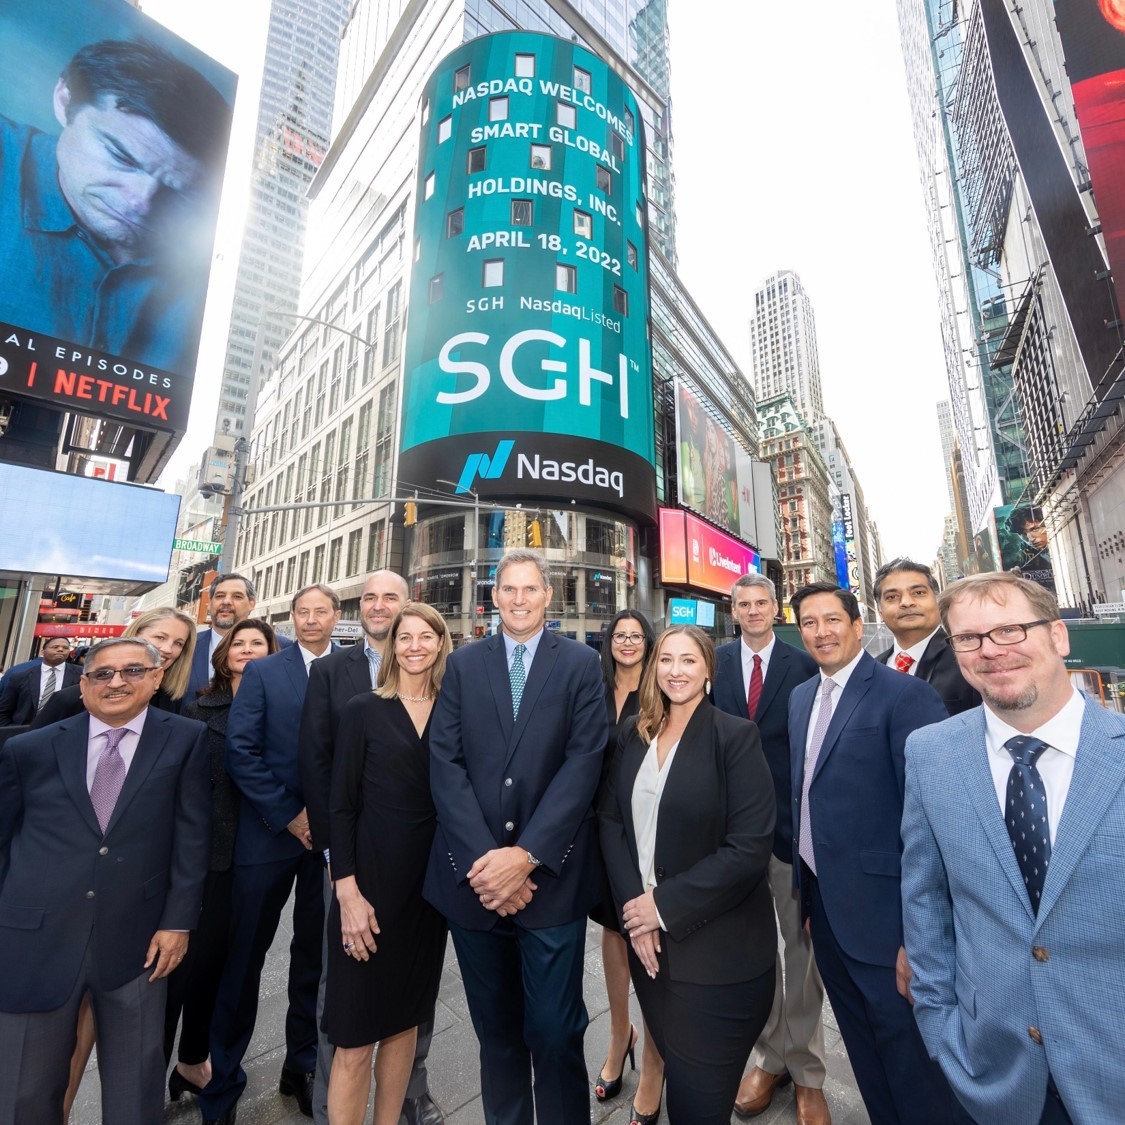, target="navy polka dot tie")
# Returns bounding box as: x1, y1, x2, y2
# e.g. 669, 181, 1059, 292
1004, 735, 1051, 915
